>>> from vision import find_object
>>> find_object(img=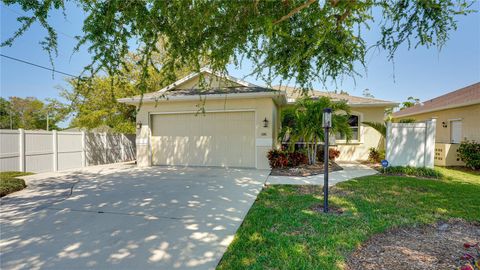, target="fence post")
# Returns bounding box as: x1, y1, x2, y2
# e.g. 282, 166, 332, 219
52, 130, 58, 172
18, 128, 25, 172
81, 131, 86, 167
103, 132, 107, 164
424, 119, 436, 168
120, 134, 125, 162
385, 122, 391, 163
